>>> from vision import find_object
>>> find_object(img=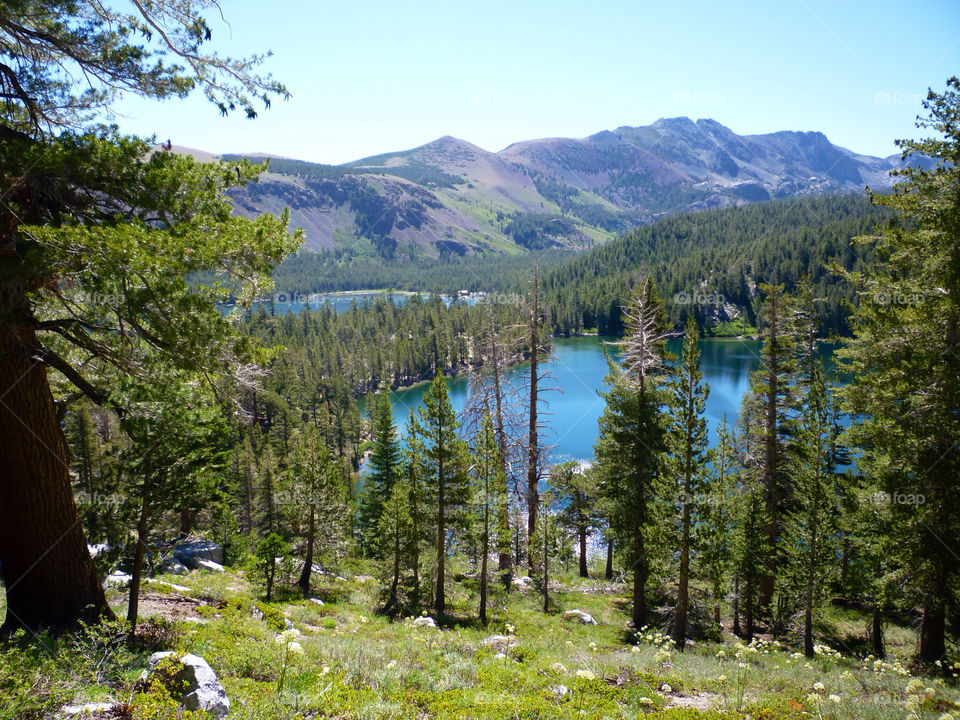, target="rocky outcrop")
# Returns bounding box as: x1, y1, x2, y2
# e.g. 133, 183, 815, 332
144, 652, 230, 718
